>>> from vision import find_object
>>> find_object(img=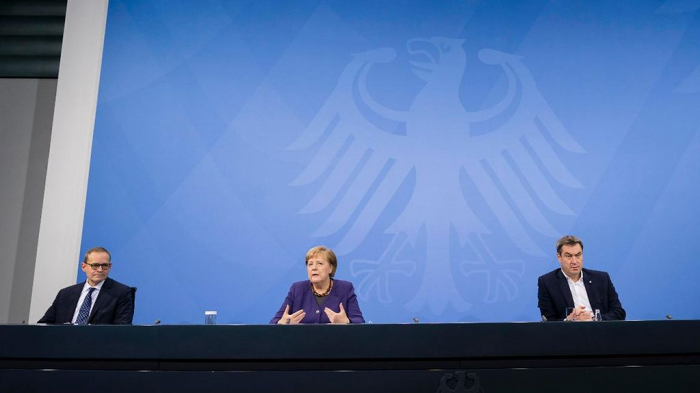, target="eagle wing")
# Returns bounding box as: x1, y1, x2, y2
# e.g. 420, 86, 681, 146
462, 50, 585, 257
289, 49, 414, 254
